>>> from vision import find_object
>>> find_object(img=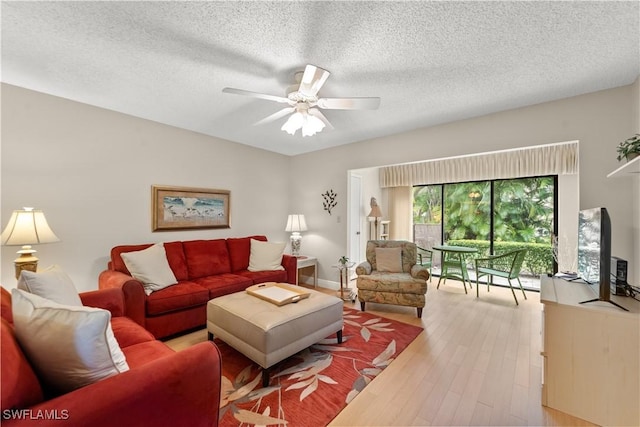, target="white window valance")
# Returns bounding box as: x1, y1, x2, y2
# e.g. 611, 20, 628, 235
380, 141, 578, 188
